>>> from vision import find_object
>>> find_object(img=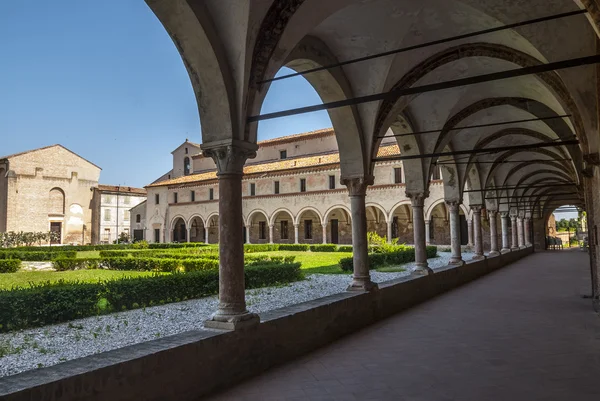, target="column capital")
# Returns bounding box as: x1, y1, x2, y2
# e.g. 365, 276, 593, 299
471, 204, 483, 213
406, 191, 429, 207
201, 141, 258, 175
341, 175, 374, 196
487, 209, 498, 218
445, 199, 461, 212
500, 211, 510, 218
